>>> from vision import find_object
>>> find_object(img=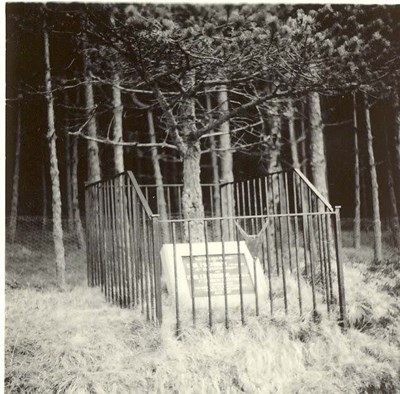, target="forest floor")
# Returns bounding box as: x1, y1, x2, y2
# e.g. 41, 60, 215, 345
4, 233, 400, 393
